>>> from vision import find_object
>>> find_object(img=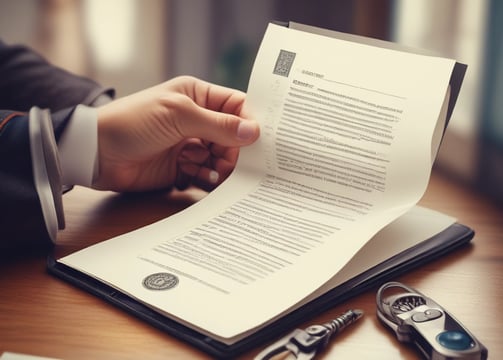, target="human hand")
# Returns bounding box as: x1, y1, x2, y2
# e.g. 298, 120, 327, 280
92, 76, 259, 192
